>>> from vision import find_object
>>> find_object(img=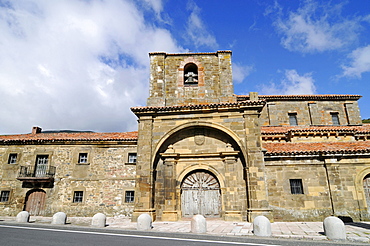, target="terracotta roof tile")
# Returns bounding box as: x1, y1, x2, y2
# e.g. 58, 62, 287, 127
237, 94, 361, 101
0, 131, 138, 143
263, 141, 370, 155
262, 125, 370, 134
